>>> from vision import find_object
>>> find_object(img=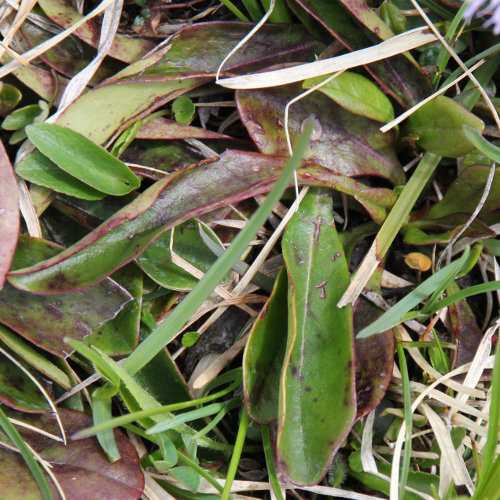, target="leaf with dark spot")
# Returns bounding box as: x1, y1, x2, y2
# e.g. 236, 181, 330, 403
279, 188, 355, 485
2, 236, 131, 356
9, 150, 396, 295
